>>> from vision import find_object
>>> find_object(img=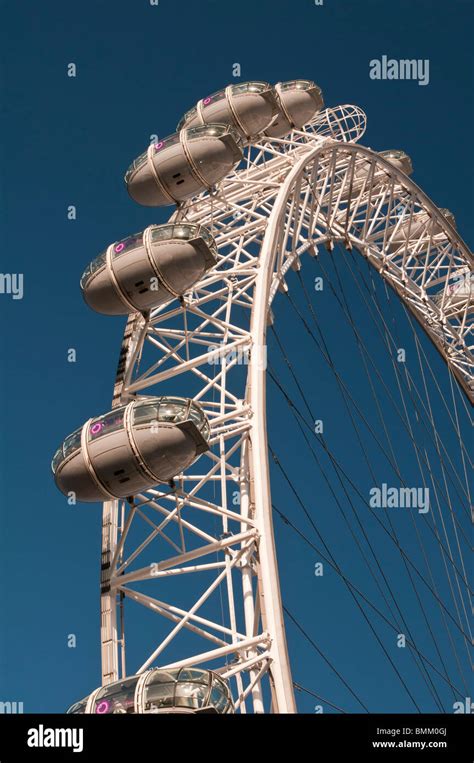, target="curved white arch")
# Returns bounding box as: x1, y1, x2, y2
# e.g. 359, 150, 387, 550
97, 105, 472, 714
